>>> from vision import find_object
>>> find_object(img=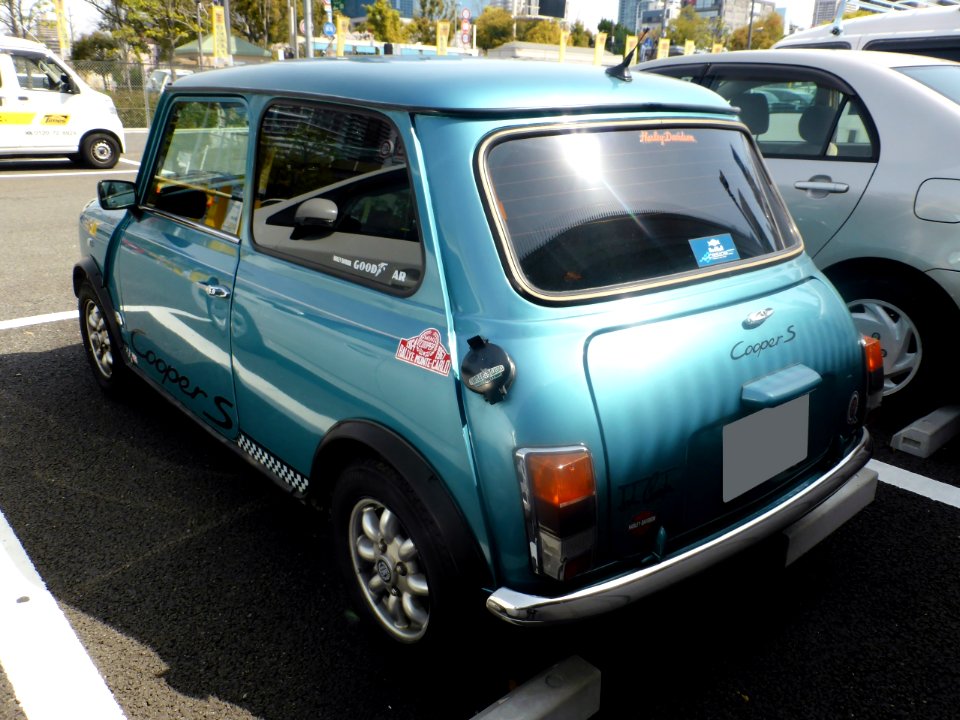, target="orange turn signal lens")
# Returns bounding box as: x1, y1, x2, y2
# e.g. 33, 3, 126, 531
862, 335, 883, 374
527, 450, 596, 508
